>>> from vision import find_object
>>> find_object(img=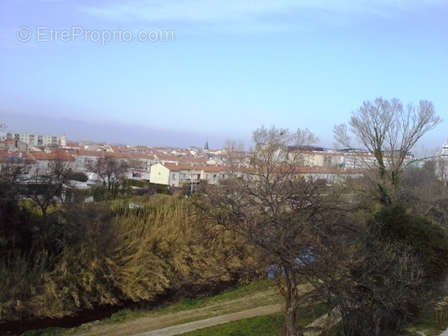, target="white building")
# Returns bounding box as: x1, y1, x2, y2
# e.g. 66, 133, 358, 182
149, 162, 363, 188
200, 166, 228, 185
6, 132, 67, 147
150, 163, 203, 187
434, 143, 448, 182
